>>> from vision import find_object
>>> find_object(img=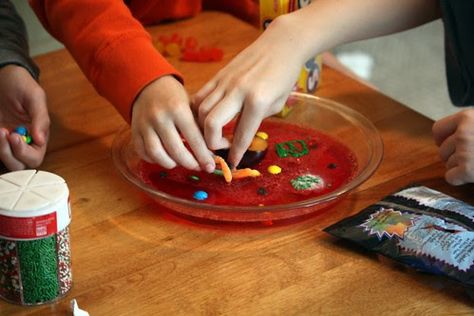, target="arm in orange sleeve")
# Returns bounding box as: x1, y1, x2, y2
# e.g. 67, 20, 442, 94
29, 0, 182, 123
